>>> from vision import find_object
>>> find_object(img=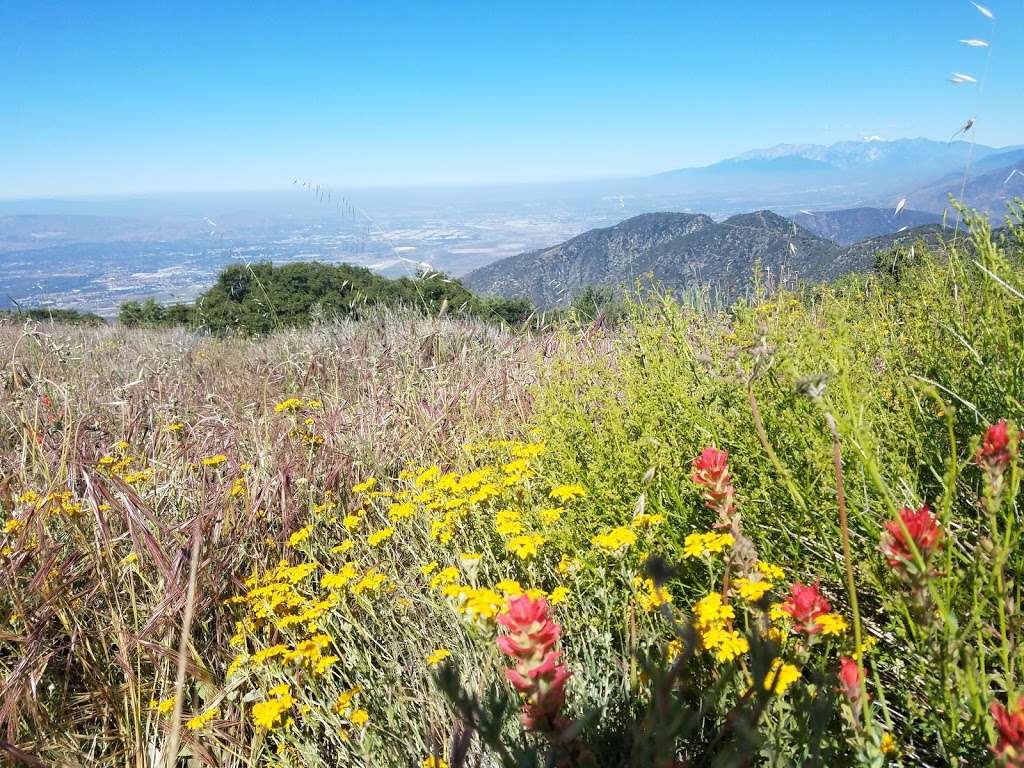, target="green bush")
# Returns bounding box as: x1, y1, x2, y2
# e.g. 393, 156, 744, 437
118, 261, 536, 334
